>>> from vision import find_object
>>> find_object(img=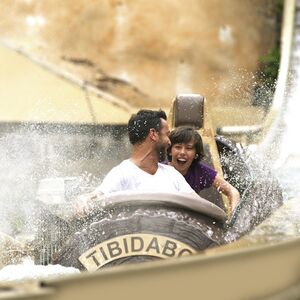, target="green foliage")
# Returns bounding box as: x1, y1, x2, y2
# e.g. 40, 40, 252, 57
257, 0, 282, 88
274, 0, 284, 15
258, 0, 282, 89
259, 47, 280, 89
252, 0, 282, 108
